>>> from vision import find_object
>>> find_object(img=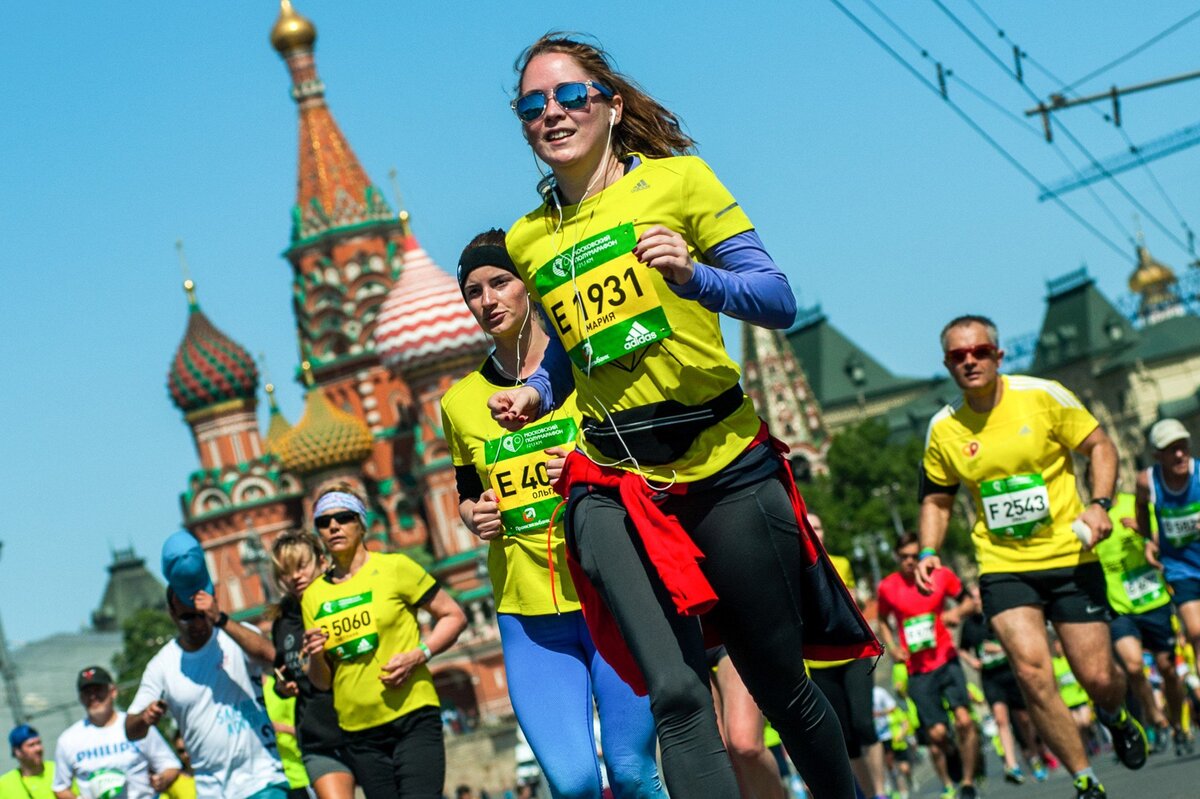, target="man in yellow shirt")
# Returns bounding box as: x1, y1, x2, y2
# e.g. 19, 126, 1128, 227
916, 315, 1145, 799
0, 725, 57, 798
